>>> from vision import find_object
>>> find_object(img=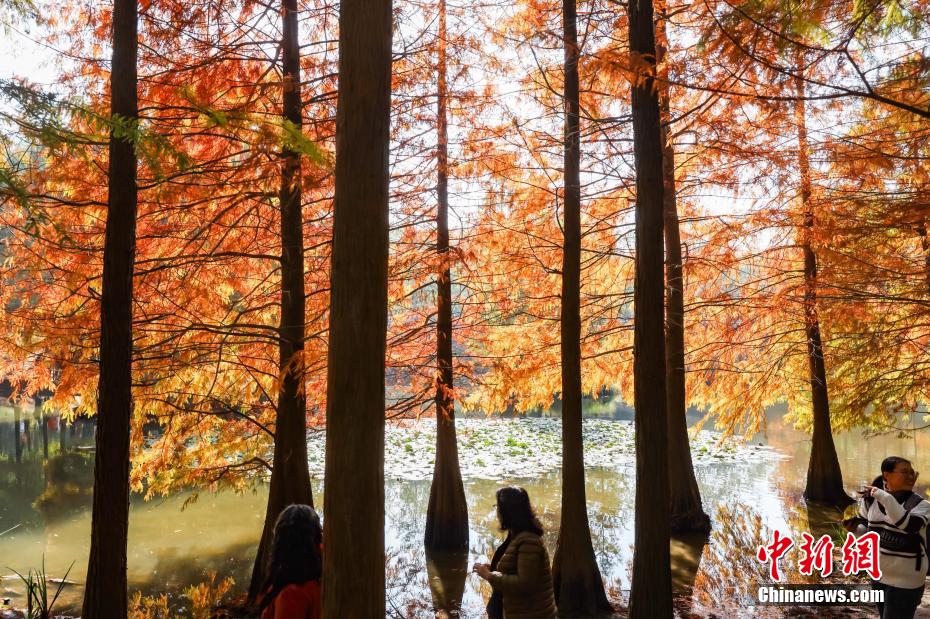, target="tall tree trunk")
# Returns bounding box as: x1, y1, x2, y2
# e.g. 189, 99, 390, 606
795, 68, 851, 508
13, 404, 22, 463
322, 0, 392, 613
425, 0, 469, 553
628, 0, 673, 614
40, 400, 49, 460
58, 415, 66, 452
248, 0, 315, 602
24, 408, 32, 453
655, 6, 709, 535
552, 0, 611, 613
81, 0, 137, 614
